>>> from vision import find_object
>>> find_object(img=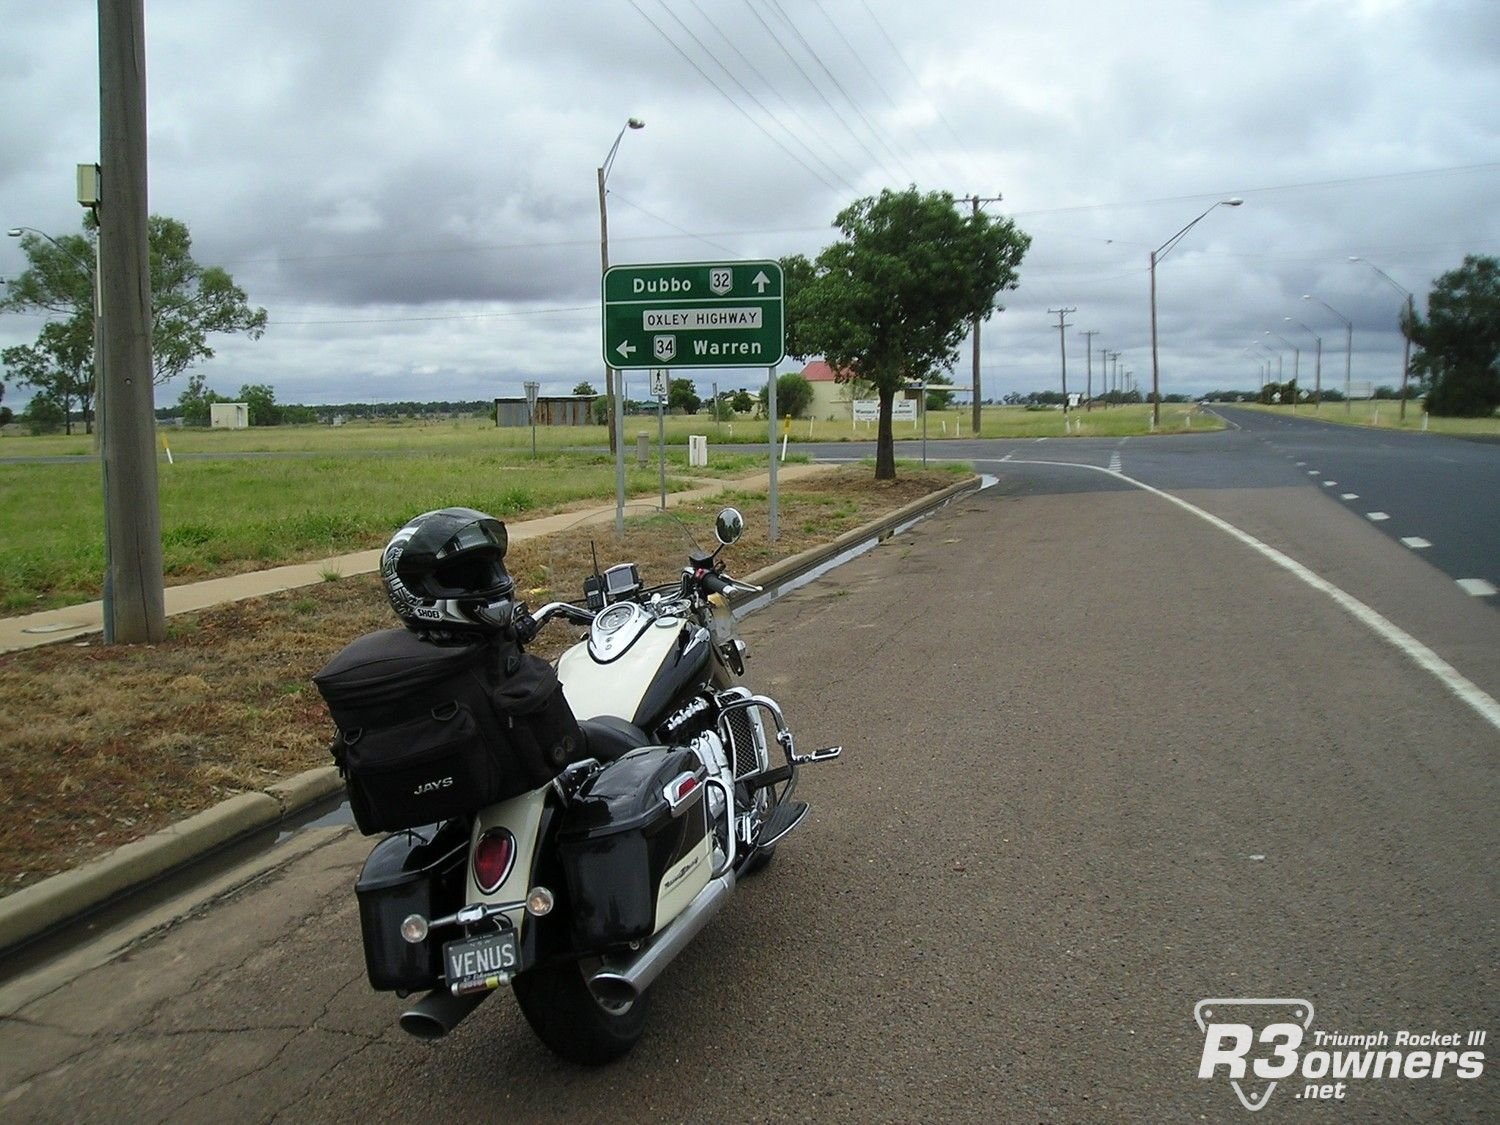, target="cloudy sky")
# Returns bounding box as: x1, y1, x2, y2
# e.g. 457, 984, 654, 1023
2, 0, 1497, 408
